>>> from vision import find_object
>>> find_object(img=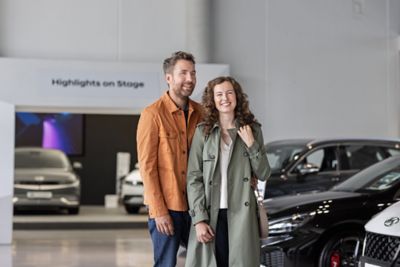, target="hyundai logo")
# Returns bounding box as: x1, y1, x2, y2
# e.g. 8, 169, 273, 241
384, 217, 400, 227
